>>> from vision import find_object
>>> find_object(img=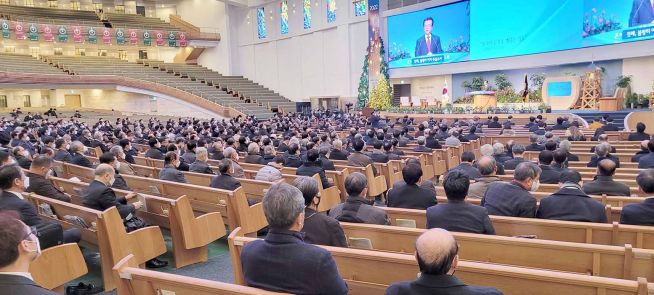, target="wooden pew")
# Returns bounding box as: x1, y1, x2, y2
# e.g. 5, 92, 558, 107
228, 228, 654, 295
340, 222, 654, 280
496, 174, 640, 189
523, 151, 636, 166
569, 161, 640, 169
381, 207, 654, 250
112, 254, 287, 295
30, 243, 88, 293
